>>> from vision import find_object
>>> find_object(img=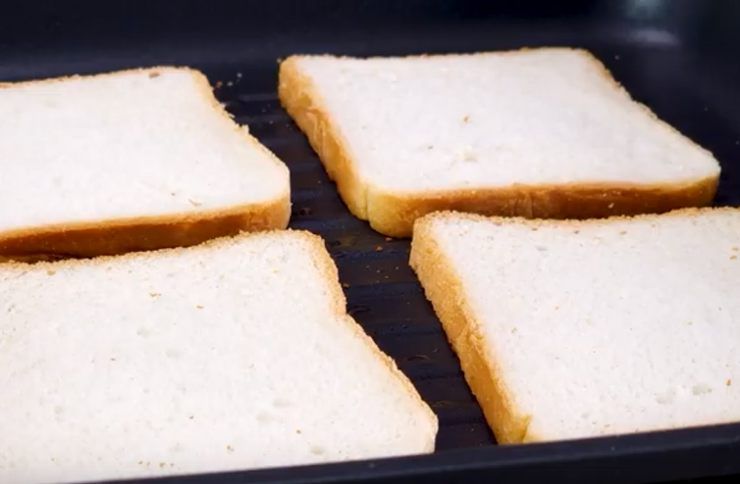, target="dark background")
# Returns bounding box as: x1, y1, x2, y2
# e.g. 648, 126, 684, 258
1, 1, 739, 483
